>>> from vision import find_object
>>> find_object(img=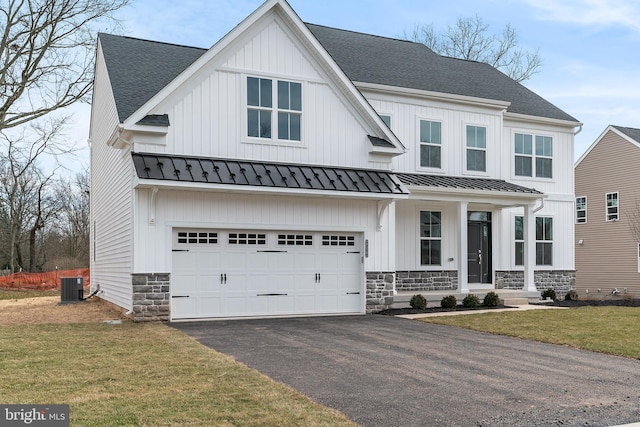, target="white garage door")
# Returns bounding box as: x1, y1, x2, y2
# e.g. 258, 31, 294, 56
171, 229, 363, 320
